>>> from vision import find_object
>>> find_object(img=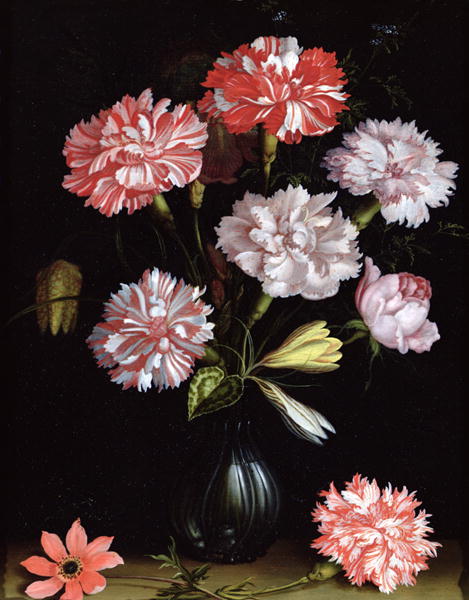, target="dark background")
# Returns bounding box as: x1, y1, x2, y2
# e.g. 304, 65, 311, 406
5, 0, 467, 554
